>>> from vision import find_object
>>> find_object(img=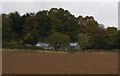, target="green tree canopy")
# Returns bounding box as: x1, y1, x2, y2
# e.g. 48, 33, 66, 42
106, 27, 117, 49
36, 10, 52, 41
48, 8, 80, 41
9, 12, 23, 38
22, 16, 39, 45
2, 8, 119, 50
2, 14, 12, 42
